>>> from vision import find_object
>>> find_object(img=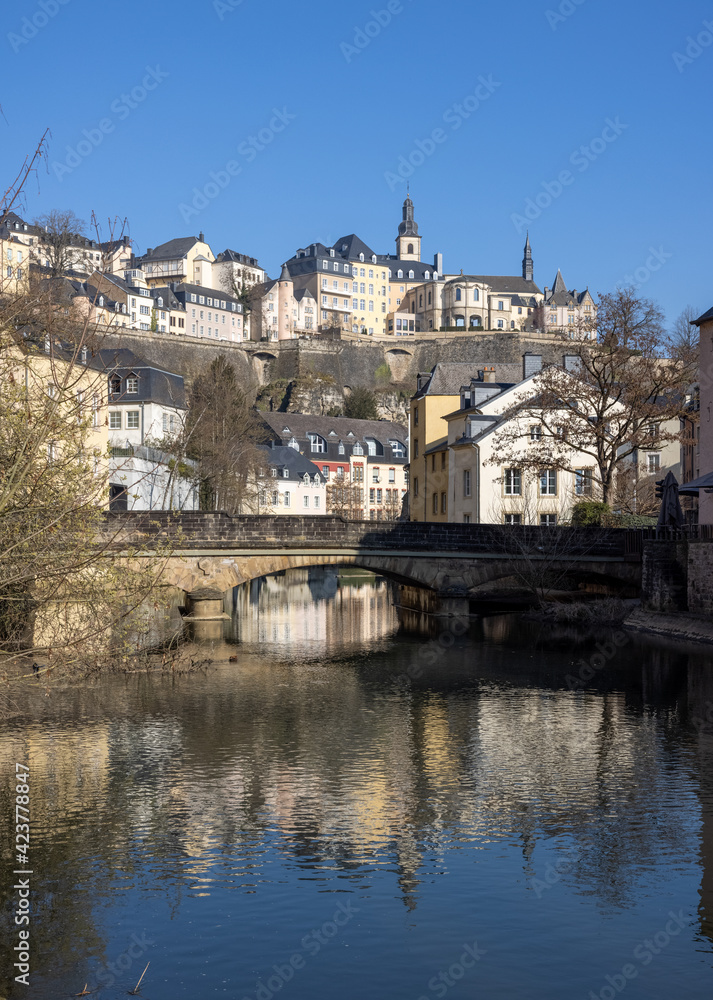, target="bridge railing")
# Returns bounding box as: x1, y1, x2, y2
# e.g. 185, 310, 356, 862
104, 512, 634, 559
